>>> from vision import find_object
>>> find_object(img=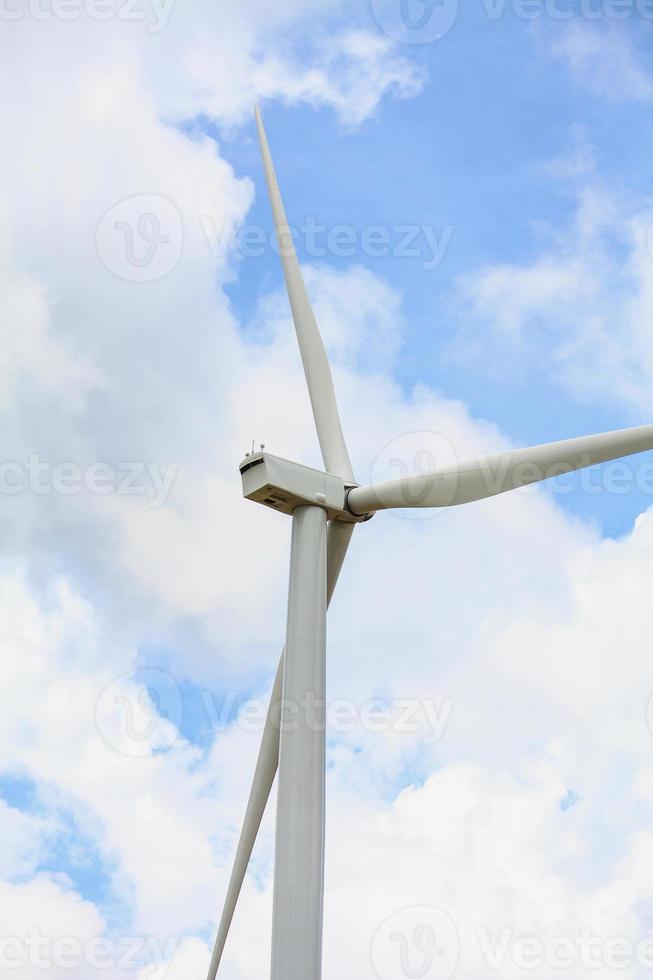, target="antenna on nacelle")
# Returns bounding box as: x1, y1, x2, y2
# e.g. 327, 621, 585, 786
245, 441, 266, 458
